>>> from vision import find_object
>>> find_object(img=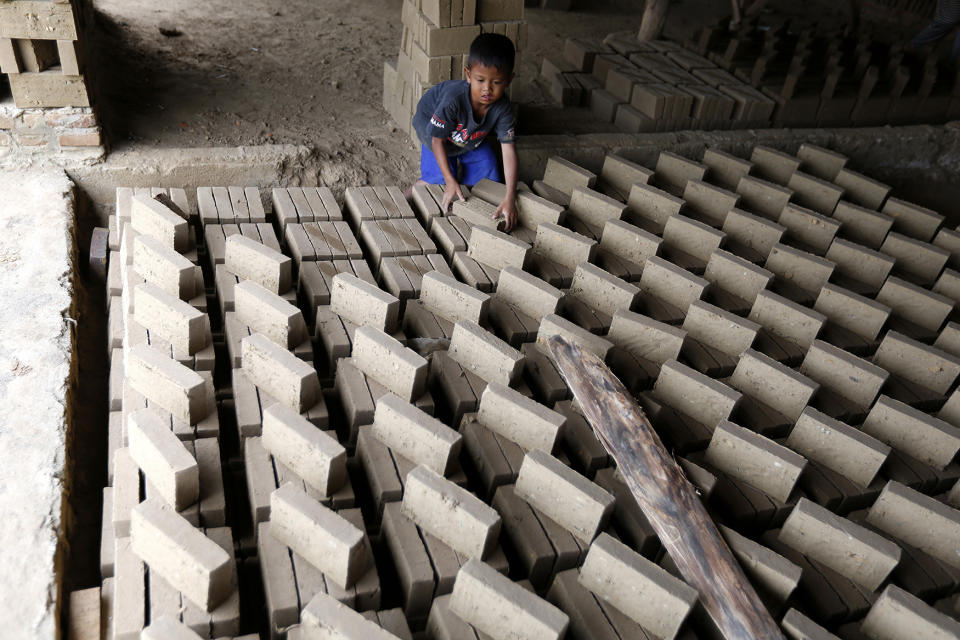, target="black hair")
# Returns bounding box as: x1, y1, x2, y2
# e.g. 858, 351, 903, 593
466, 33, 516, 74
